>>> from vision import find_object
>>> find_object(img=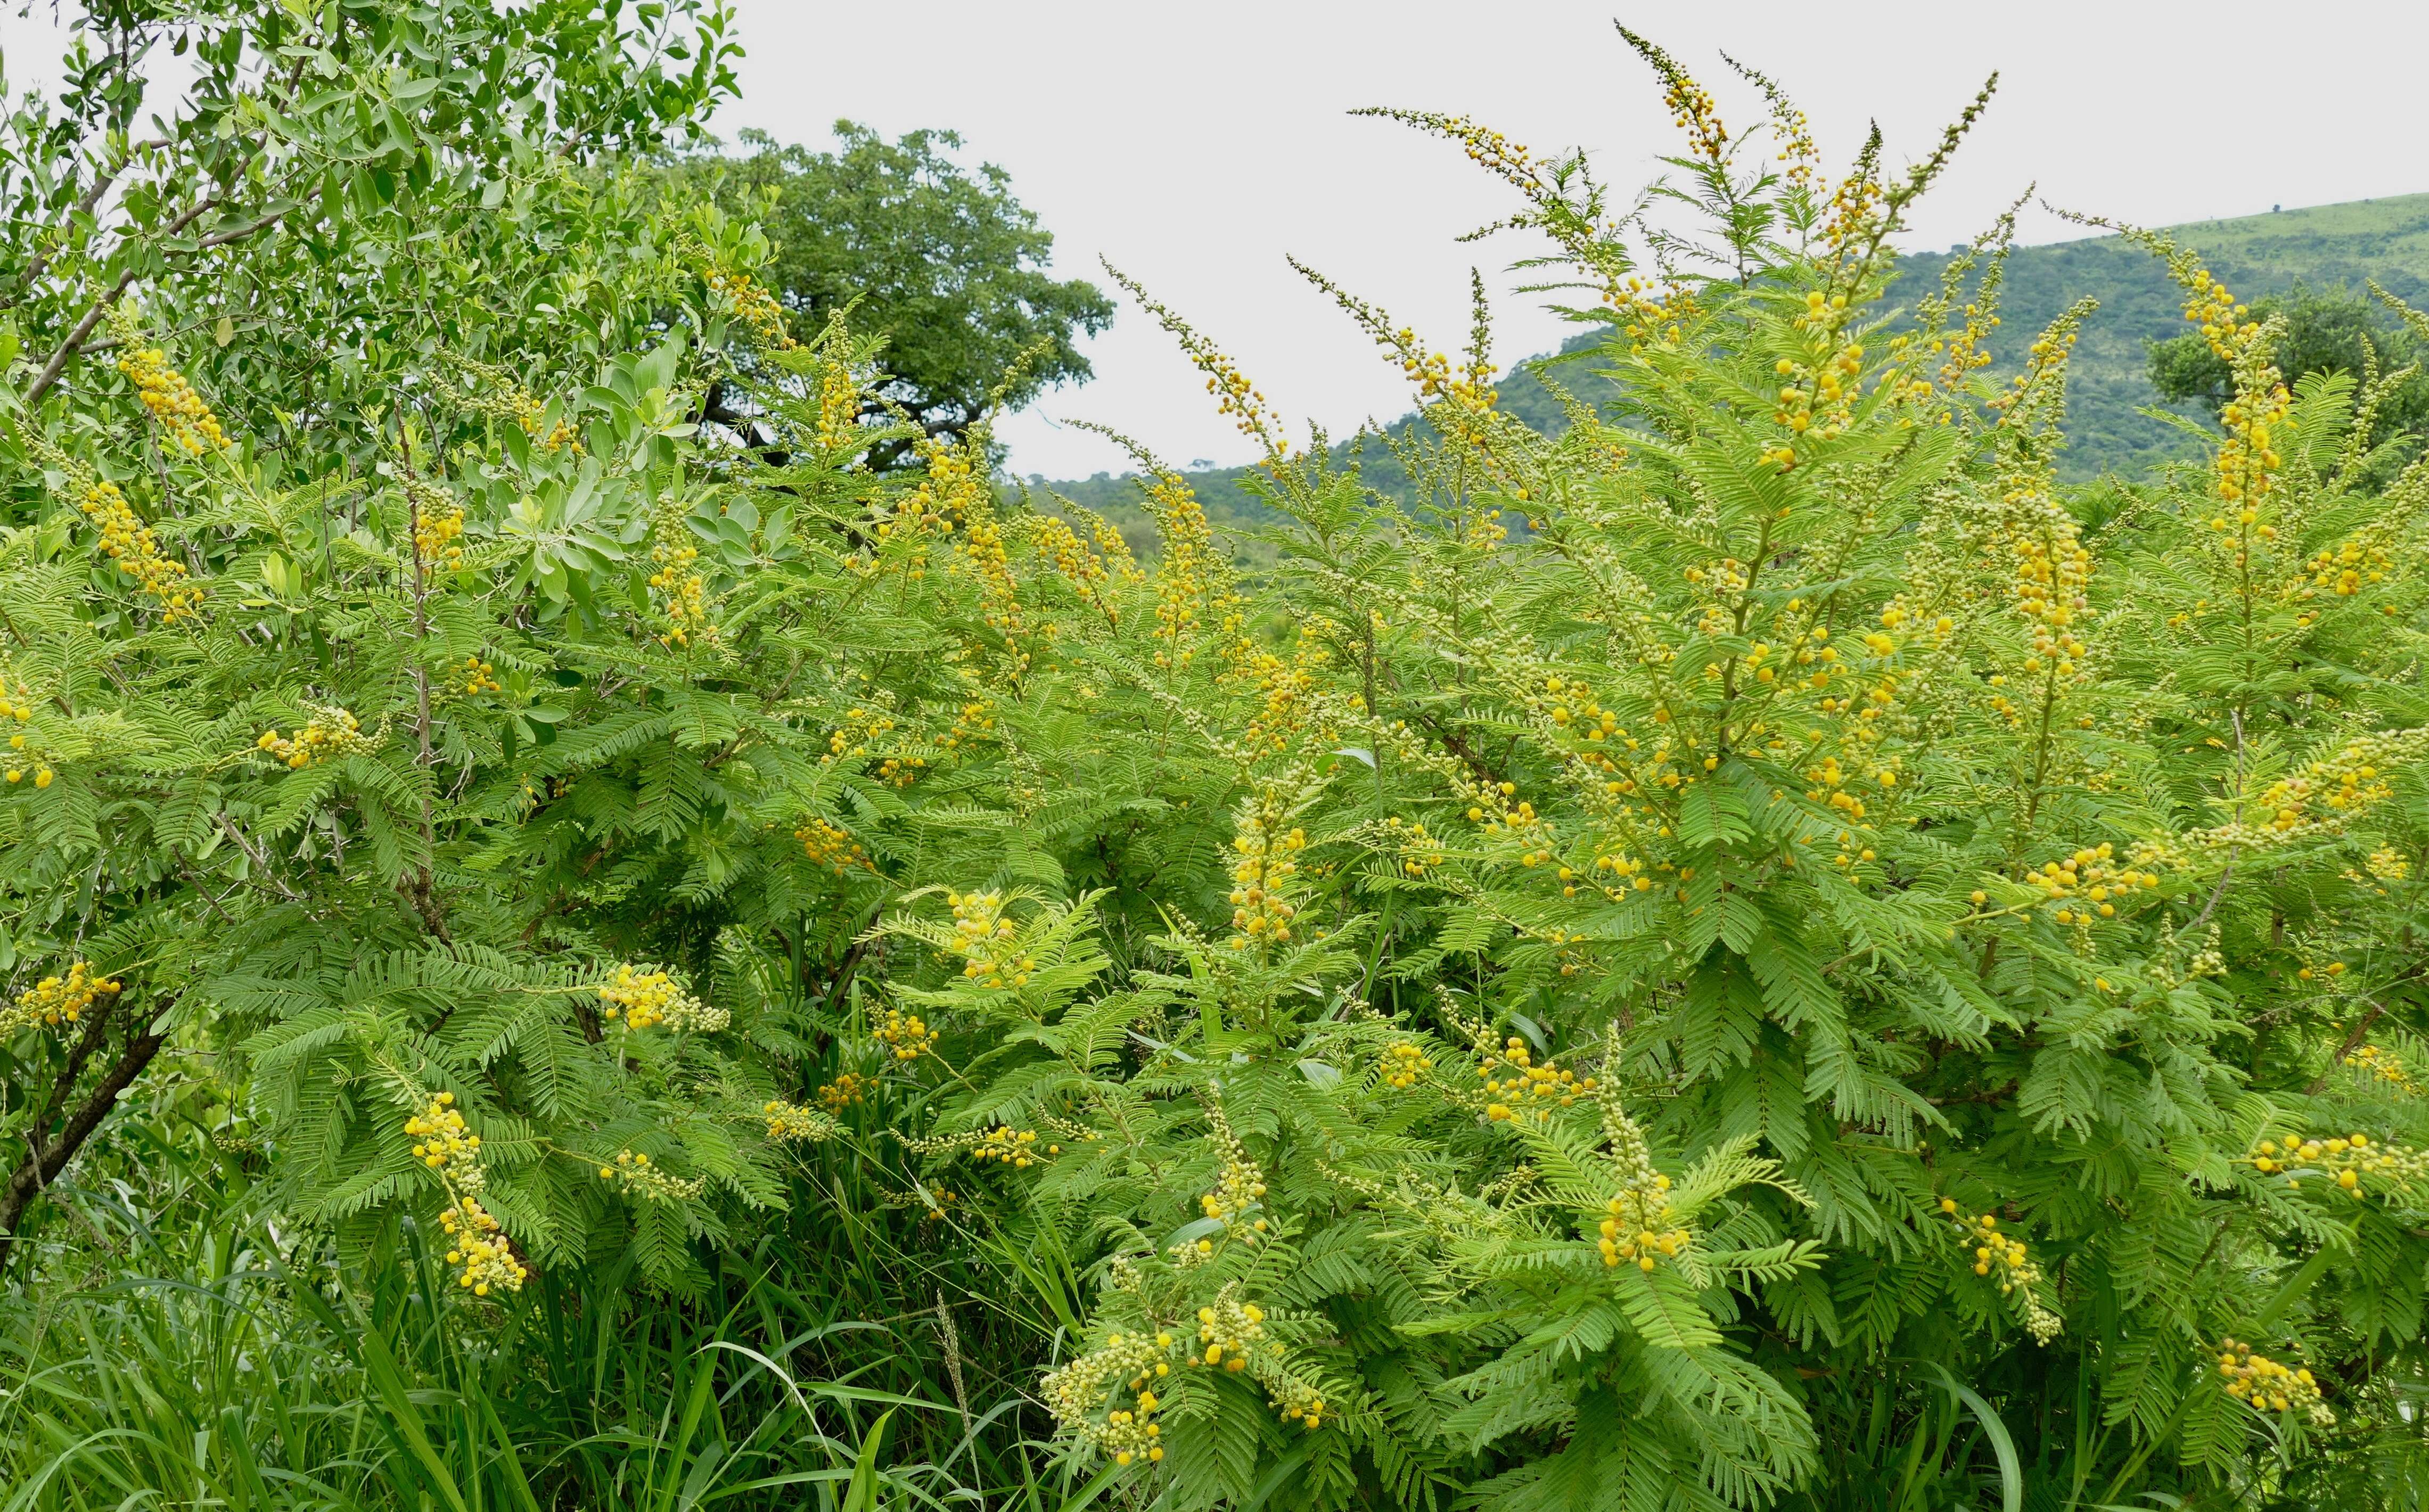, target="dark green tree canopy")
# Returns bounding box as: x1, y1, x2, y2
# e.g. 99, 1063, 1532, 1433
674, 123, 1113, 466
